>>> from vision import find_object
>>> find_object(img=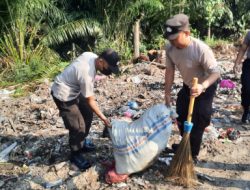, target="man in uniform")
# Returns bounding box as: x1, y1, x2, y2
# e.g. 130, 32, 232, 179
164, 14, 220, 162
51, 49, 120, 170
234, 30, 250, 123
